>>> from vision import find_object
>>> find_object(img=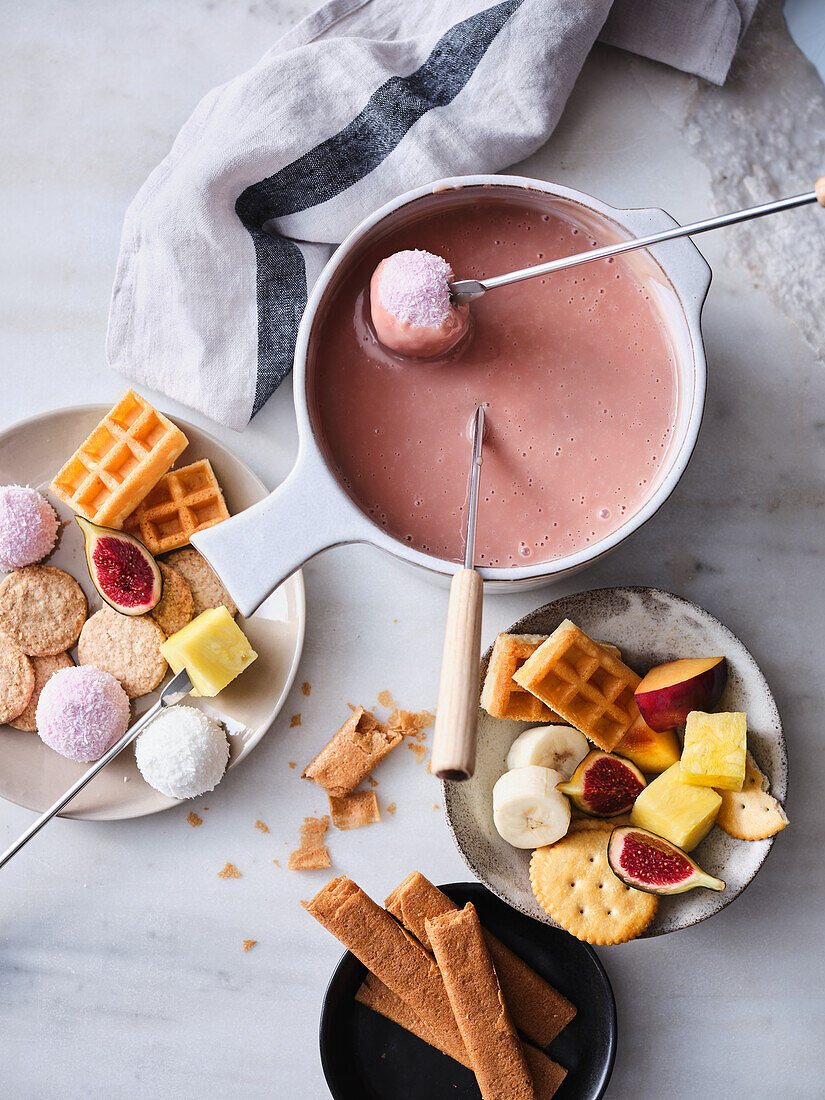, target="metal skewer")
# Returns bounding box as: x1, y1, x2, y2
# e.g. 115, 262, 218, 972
450, 179, 825, 306
431, 405, 486, 782
0, 667, 193, 870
